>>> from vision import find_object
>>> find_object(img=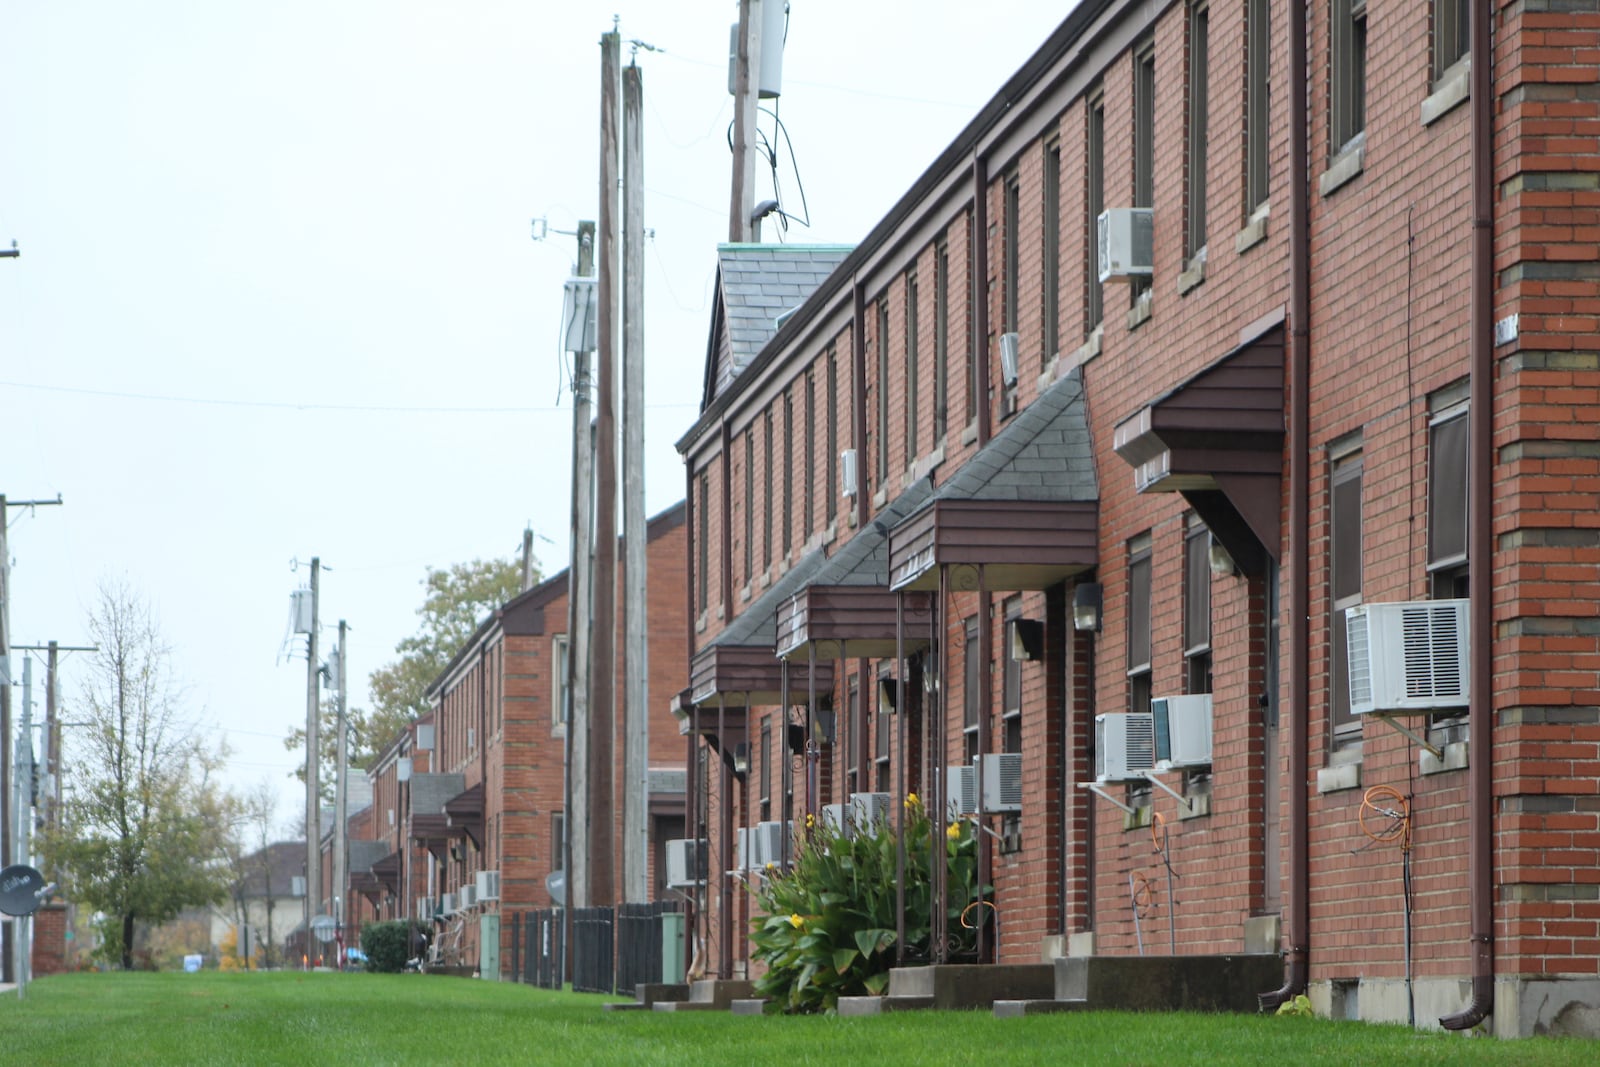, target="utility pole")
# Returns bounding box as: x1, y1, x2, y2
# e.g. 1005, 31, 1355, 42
565, 220, 596, 920
590, 25, 621, 909
729, 0, 762, 242
520, 528, 535, 593
621, 57, 649, 904
0, 493, 62, 985
304, 557, 321, 960
332, 620, 348, 965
